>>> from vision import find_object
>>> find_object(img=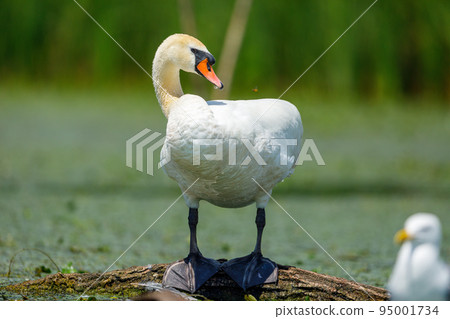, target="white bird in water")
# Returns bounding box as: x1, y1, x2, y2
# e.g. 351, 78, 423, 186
151, 34, 303, 293
387, 213, 449, 300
